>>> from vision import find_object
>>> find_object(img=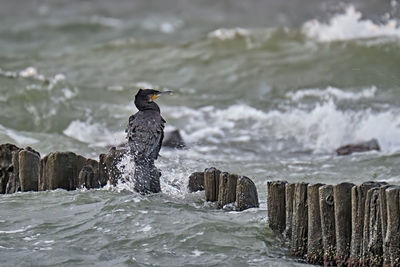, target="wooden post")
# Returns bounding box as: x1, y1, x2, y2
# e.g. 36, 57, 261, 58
218, 172, 237, 208
236, 176, 259, 211
284, 183, 295, 241
98, 153, 109, 186
379, 184, 392, 266
307, 183, 325, 265
319, 185, 336, 266
362, 187, 383, 266
383, 186, 400, 266
348, 181, 380, 265
334, 182, 354, 266
18, 150, 40, 192
267, 181, 287, 234
188, 172, 204, 192
204, 167, 220, 202
45, 152, 78, 190
291, 183, 308, 258
5, 150, 20, 194
0, 143, 20, 194
78, 165, 95, 189
39, 154, 49, 191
